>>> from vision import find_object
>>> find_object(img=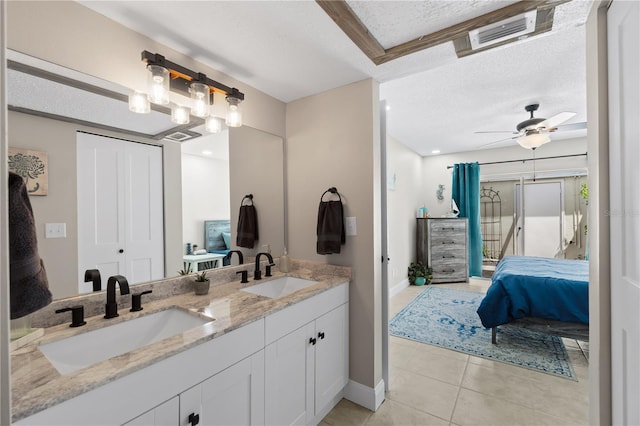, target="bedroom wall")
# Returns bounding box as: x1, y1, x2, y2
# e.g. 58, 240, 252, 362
422, 137, 588, 217
181, 154, 231, 251
386, 134, 424, 291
